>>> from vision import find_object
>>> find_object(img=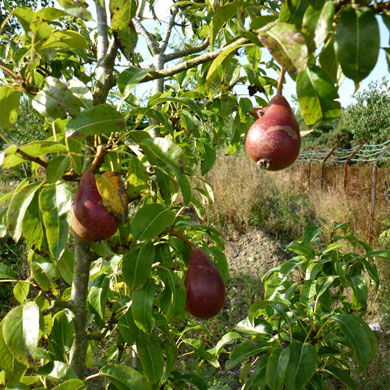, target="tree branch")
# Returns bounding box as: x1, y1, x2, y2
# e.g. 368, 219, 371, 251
159, 8, 179, 52
132, 17, 159, 55
69, 234, 96, 379
16, 148, 48, 168
164, 38, 210, 62
95, 1, 109, 60
140, 37, 249, 83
